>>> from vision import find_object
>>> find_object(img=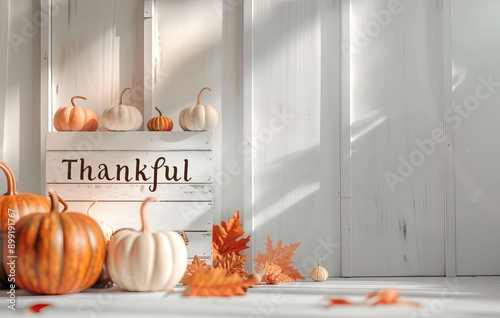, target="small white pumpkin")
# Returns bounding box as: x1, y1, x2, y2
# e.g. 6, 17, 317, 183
106, 197, 188, 292
86, 199, 115, 242
179, 87, 218, 131
87, 199, 116, 289
310, 256, 328, 282
102, 88, 143, 131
